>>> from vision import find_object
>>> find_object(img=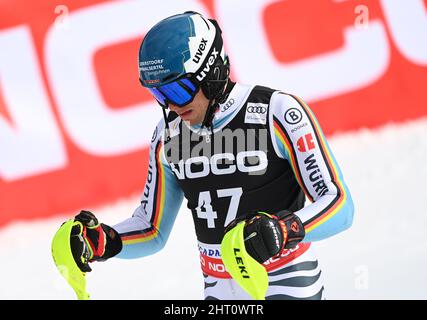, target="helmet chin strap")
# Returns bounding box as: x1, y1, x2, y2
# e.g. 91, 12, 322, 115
200, 77, 230, 131
201, 98, 217, 130
161, 106, 171, 142
199, 99, 216, 143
